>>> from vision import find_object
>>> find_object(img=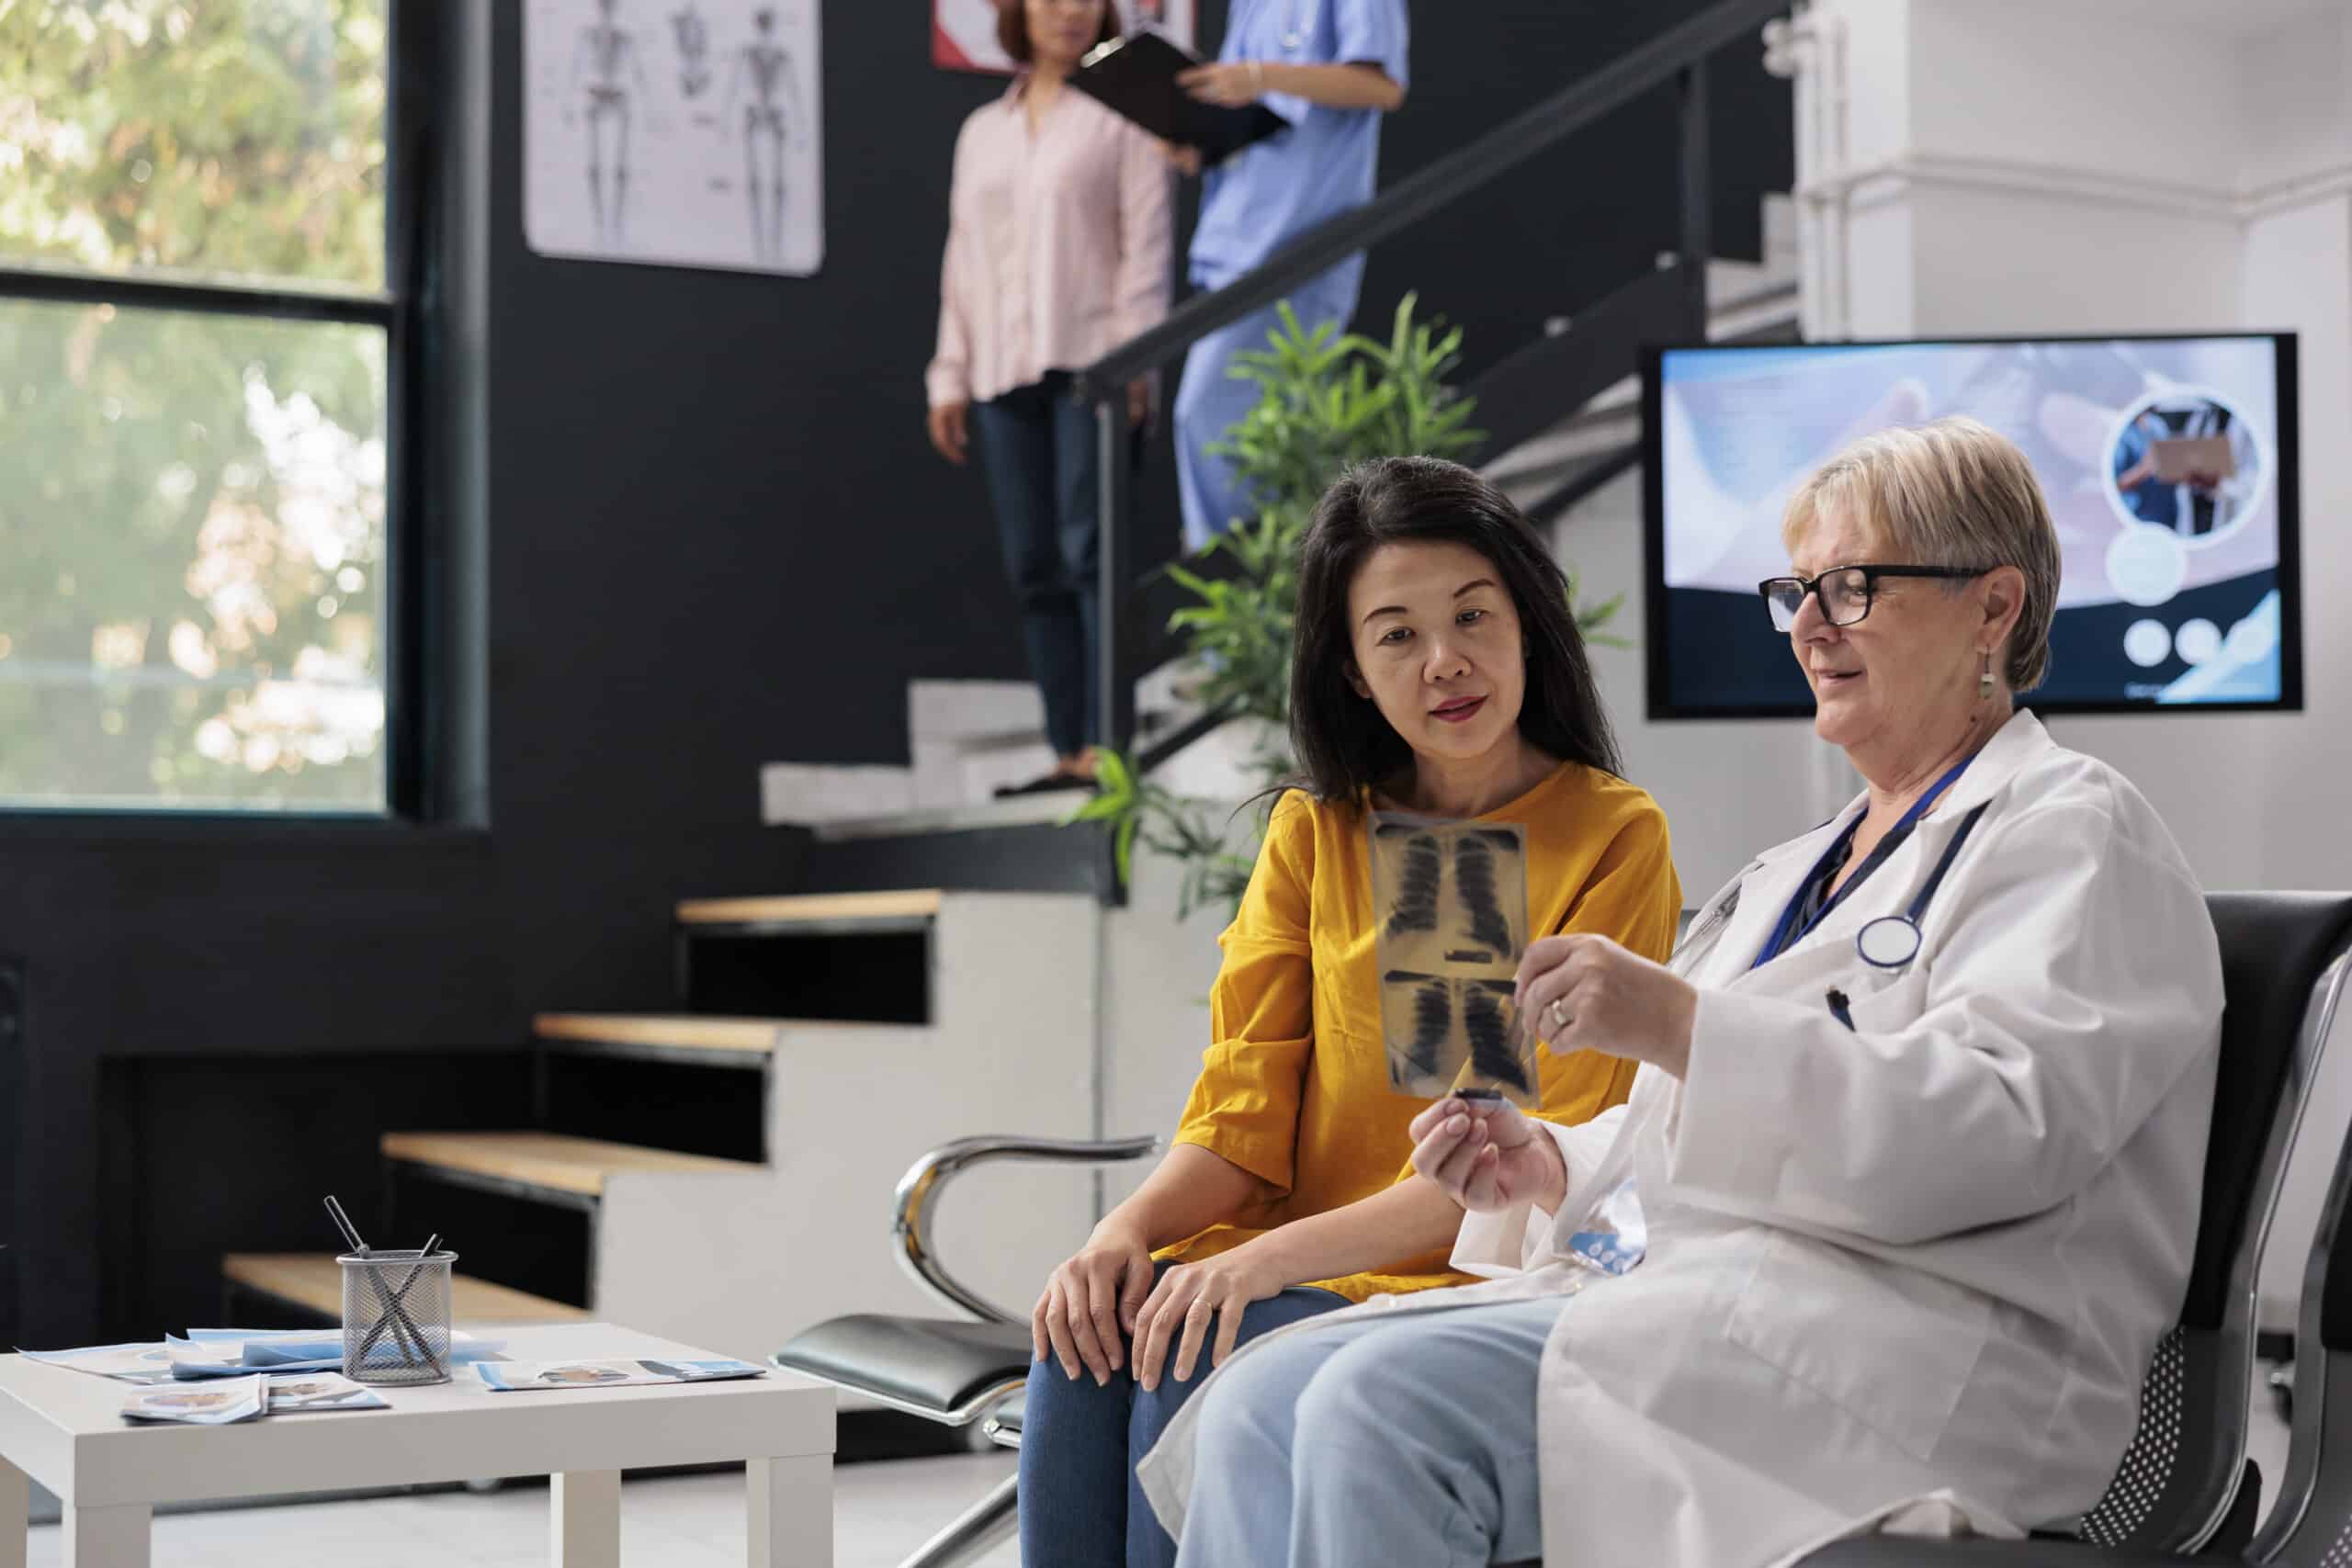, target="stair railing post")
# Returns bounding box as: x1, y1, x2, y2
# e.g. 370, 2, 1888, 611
1676, 58, 1713, 336
1092, 392, 1134, 908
